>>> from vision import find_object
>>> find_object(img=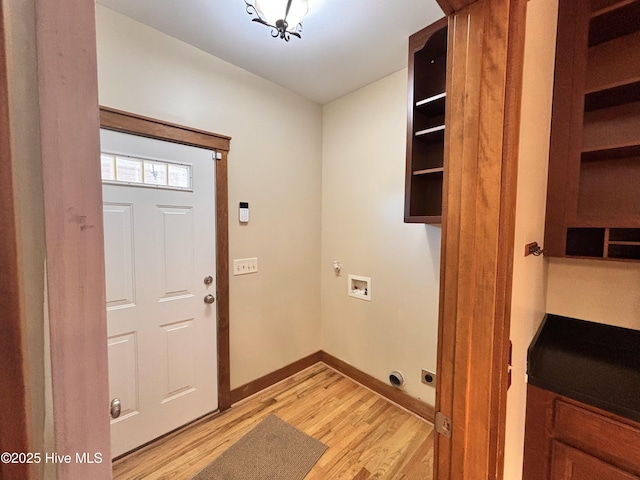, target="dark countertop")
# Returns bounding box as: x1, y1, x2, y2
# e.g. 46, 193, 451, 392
528, 314, 640, 423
